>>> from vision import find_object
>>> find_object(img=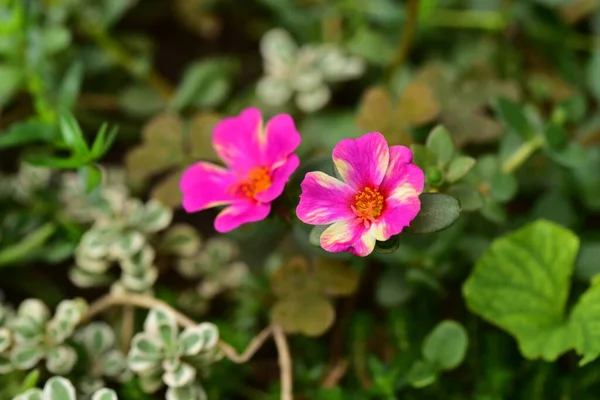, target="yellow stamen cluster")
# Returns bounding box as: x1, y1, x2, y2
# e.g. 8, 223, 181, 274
237, 167, 272, 198
352, 187, 384, 227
